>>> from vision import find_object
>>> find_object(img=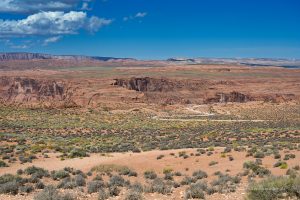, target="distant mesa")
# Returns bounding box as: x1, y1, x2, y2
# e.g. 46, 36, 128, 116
0, 52, 135, 62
